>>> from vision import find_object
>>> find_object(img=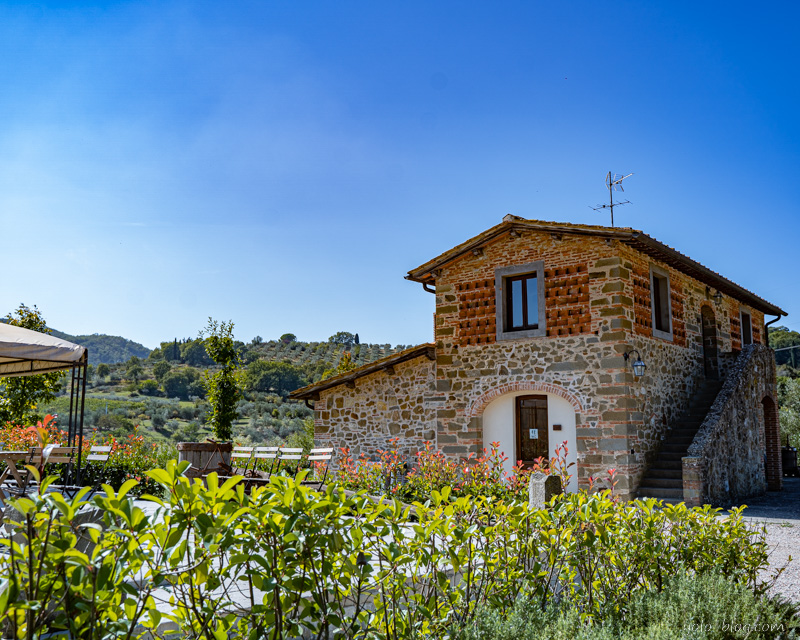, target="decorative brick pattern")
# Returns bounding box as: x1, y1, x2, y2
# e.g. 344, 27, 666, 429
632, 265, 652, 336
730, 310, 742, 351
456, 279, 496, 347
544, 264, 590, 337
670, 281, 687, 347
